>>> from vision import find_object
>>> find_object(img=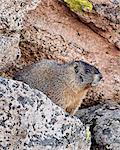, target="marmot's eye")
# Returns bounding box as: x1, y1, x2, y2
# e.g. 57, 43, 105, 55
85, 68, 91, 73
80, 76, 83, 82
